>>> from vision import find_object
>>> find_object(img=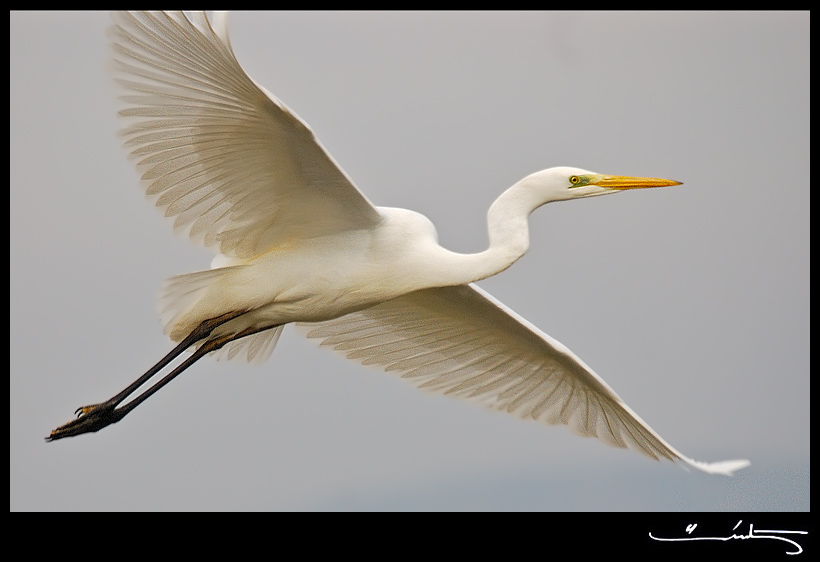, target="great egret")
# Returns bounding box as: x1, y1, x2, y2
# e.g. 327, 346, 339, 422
47, 11, 749, 476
